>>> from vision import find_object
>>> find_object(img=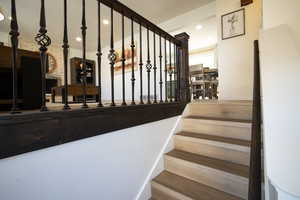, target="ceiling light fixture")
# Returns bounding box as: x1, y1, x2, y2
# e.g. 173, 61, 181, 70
196, 25, 203, 30
76, 37, 82, 42
103, 19, 109, 25
8, 16, 12, 21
